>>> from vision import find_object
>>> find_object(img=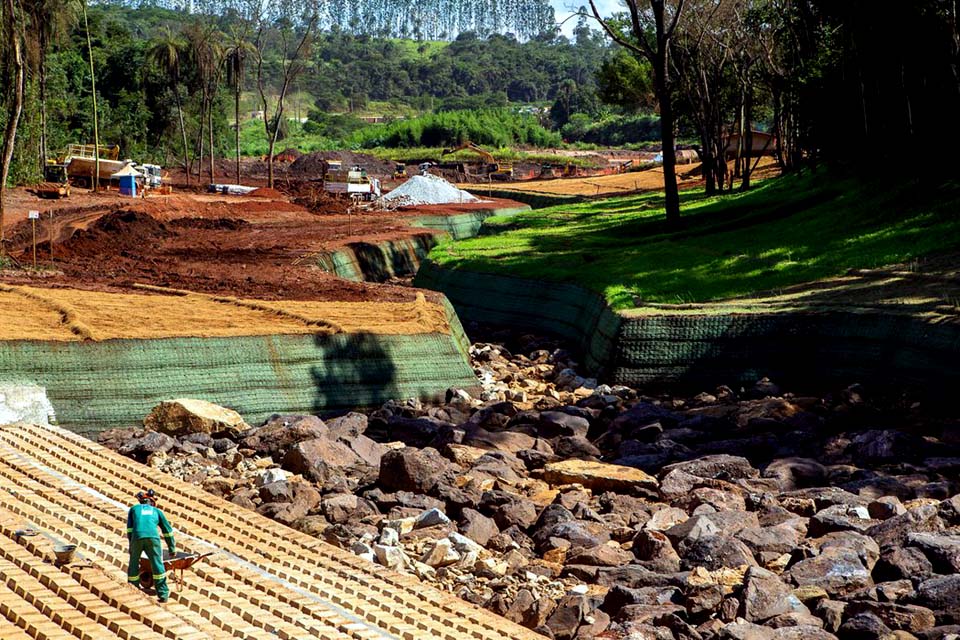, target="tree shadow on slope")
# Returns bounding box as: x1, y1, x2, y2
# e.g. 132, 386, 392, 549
310, 332, 398, 413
